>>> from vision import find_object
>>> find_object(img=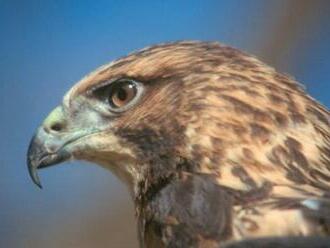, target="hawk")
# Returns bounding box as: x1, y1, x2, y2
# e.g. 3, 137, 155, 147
27, 41, 330, 247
